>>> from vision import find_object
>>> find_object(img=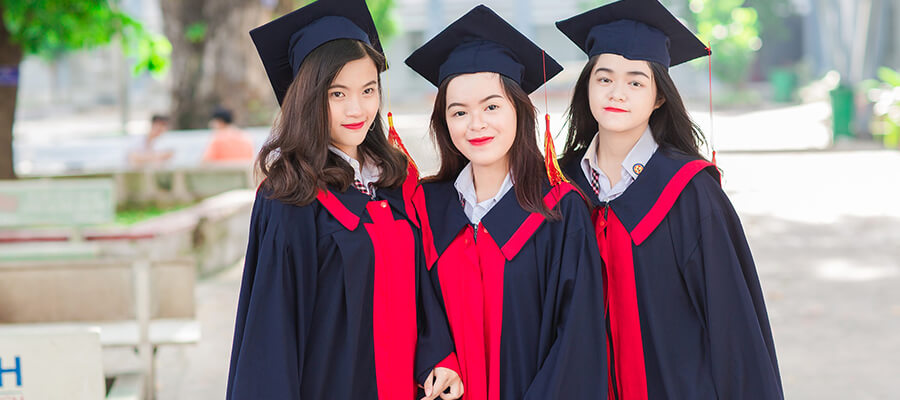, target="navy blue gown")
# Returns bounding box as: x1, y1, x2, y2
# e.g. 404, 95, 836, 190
227, 170, 457, 400
562, 147, 783, 400
412, 180, 607, 400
